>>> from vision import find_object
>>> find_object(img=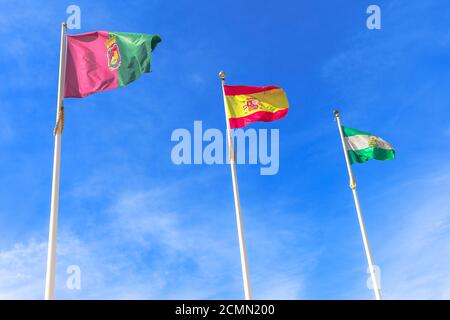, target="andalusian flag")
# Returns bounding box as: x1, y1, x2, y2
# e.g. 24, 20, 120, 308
224, 85, 289, 128
65, 31, 161, 98
343, 126, 395, 164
